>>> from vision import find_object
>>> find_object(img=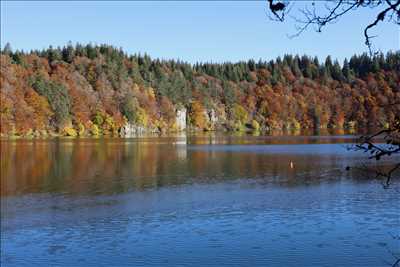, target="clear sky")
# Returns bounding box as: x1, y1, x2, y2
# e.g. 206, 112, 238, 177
1, 1, 399, 63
